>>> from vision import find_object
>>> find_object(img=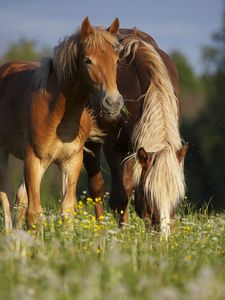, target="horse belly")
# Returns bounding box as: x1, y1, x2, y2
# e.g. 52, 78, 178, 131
0, 78, 28, 159
0, 98, 26, 159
